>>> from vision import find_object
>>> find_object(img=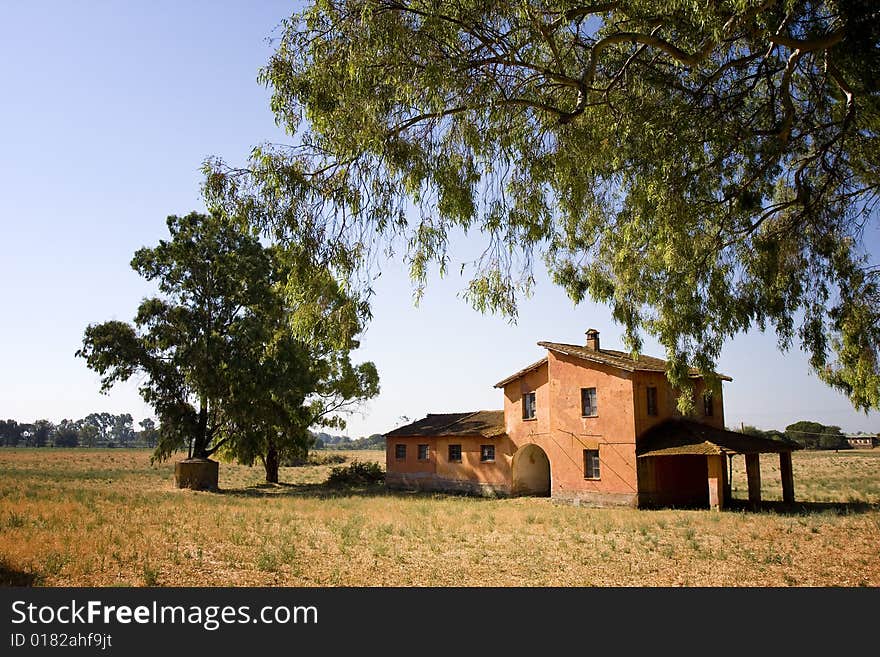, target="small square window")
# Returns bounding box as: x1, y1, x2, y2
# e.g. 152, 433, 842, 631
480, 444, 495, 462
395, 444, 406, 460
584, 449, 600, 480
522, 392, 536, 420
581, 387, 597, 417
647, 386, 658, 416
417, 444, 429, 460
448, 444, 462, 462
